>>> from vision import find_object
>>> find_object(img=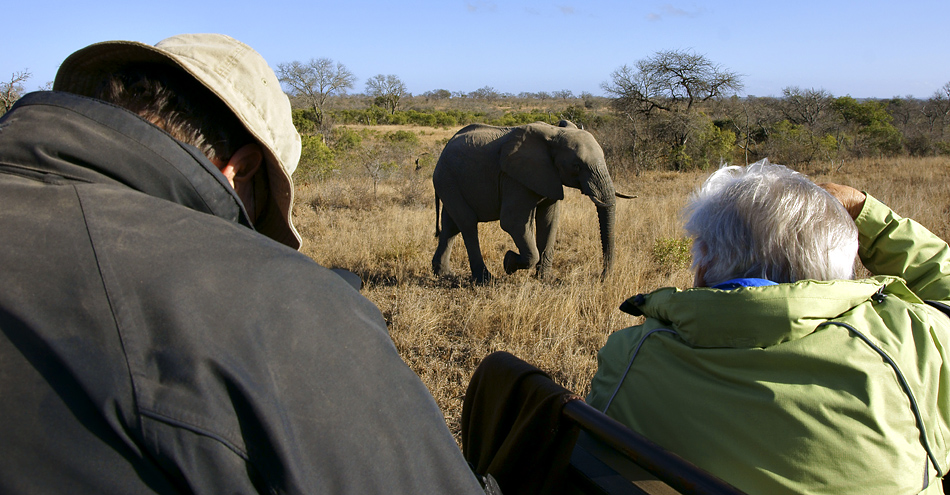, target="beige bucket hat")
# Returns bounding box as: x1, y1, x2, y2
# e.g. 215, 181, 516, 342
54, 33, 302, 250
